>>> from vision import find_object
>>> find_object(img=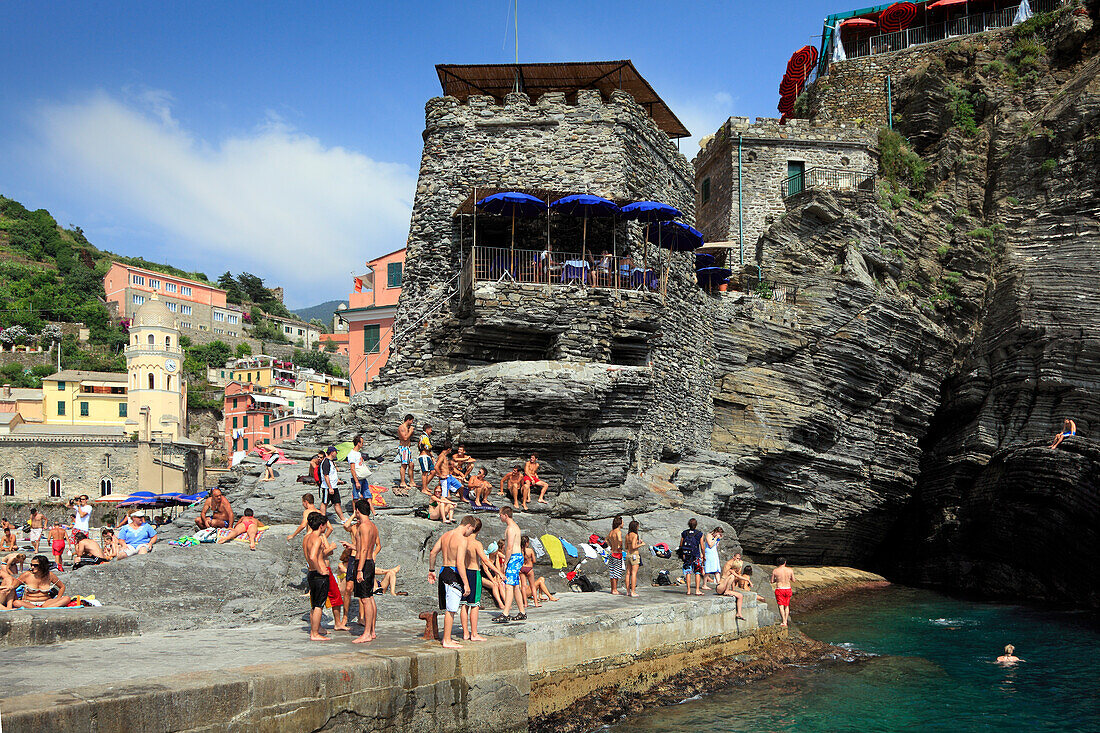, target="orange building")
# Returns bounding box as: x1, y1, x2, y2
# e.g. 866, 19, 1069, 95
223, 381, 308, 456
318, 332, 349, 356
103, 263, 242, 336
344, 247, 404, 393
